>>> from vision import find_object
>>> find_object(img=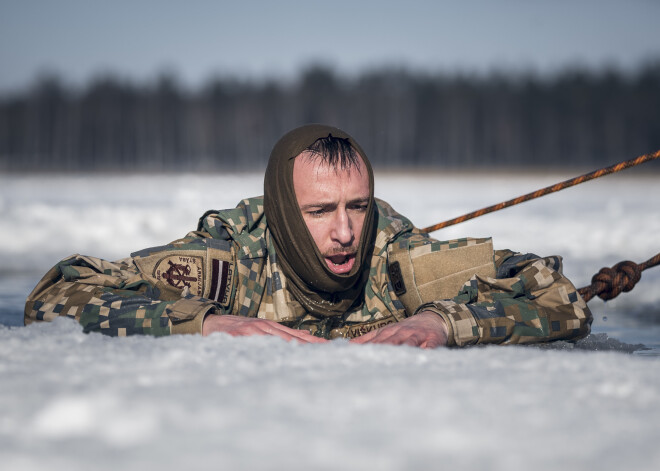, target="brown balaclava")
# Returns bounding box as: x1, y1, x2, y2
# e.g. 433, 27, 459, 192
264, 124, 376, 318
